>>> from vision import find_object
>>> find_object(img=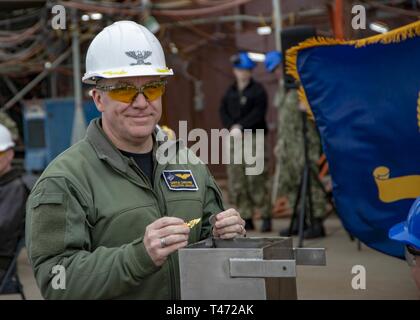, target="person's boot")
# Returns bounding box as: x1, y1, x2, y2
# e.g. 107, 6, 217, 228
260, 218, 272, 232
244, 218, 255, 231
303, 219, 326, 239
